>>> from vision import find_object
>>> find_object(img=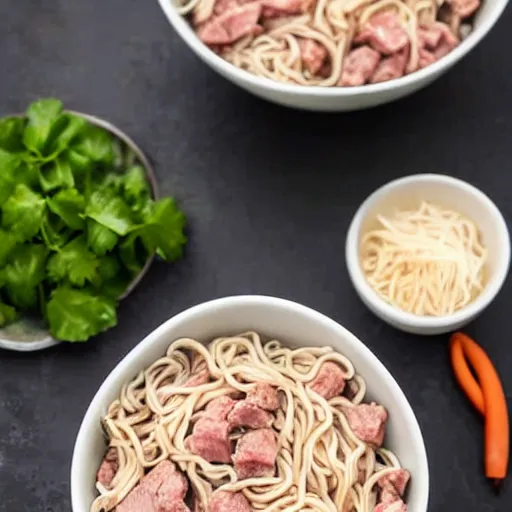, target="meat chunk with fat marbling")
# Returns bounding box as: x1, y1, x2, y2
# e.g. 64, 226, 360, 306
374, 500, 407, 512
208, 490, 252, 512
228, 400, 274, 429
299, 39, 328, 75
355, 12, 409, 54
198, 3, 262, 45
340, 46, 380, 86
117, 460, 189, 512
370, 48, 408, 83
233, 428, 277, 479
341, 403, 388, 447
204, 396, 237, 420
308, 361, 346, 399
418, 23, 458, 68
378, 468, 410, 503
186, 418, 232, 463
96, 447, 118, 487
246, 382, 280, 411
260, 0, 303, 18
